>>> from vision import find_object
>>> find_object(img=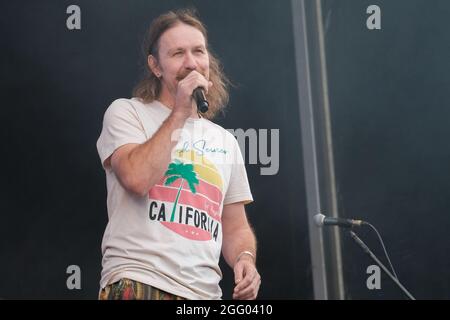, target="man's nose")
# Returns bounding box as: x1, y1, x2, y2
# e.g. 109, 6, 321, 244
183, 52, 197, 70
